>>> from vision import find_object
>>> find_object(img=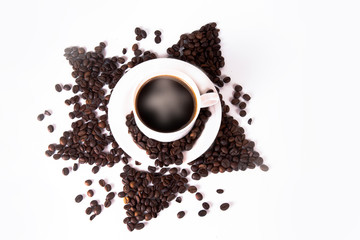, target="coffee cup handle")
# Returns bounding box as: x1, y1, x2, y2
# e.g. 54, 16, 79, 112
199, 92, 219, 108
